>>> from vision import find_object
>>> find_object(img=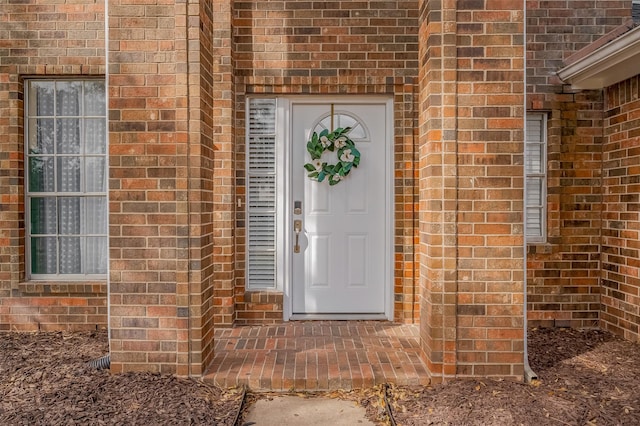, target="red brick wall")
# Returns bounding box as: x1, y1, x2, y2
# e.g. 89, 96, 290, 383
108, 0, 215, 375
210, 0, 237, 328
418, 0, 526, 381
3, 0, 634, 379
418, 0, 444, 381
526, 1, 631, 328
193, 0, 218, 376
231, 0, 420, 325
601, 76, 640, 342
0, 0, 107, 331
